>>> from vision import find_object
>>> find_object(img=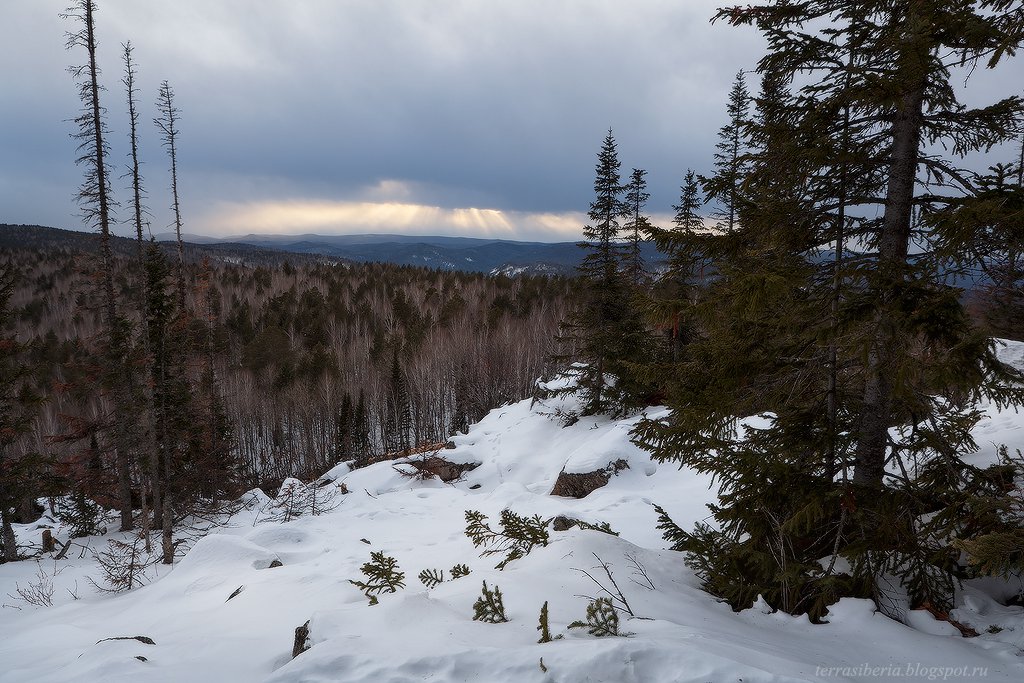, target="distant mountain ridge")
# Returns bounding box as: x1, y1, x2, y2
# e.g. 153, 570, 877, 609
154, 231, 666, 275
